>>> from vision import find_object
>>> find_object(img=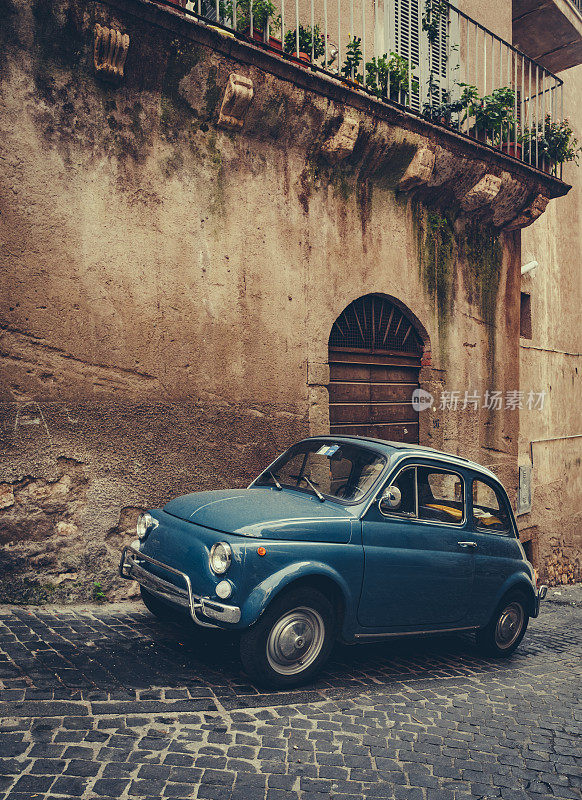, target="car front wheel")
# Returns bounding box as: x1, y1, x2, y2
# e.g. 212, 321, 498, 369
239, 587, 336, 688
476, 591, 529, 657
